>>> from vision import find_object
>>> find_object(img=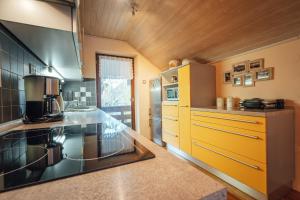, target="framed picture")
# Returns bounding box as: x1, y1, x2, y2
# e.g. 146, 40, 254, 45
248, 58, 264, 71
223, 71, 232, 84
232, 75, 243, 87
232, 61, 248, 74
255, 67, 274, 81
243, 73, 255, 87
